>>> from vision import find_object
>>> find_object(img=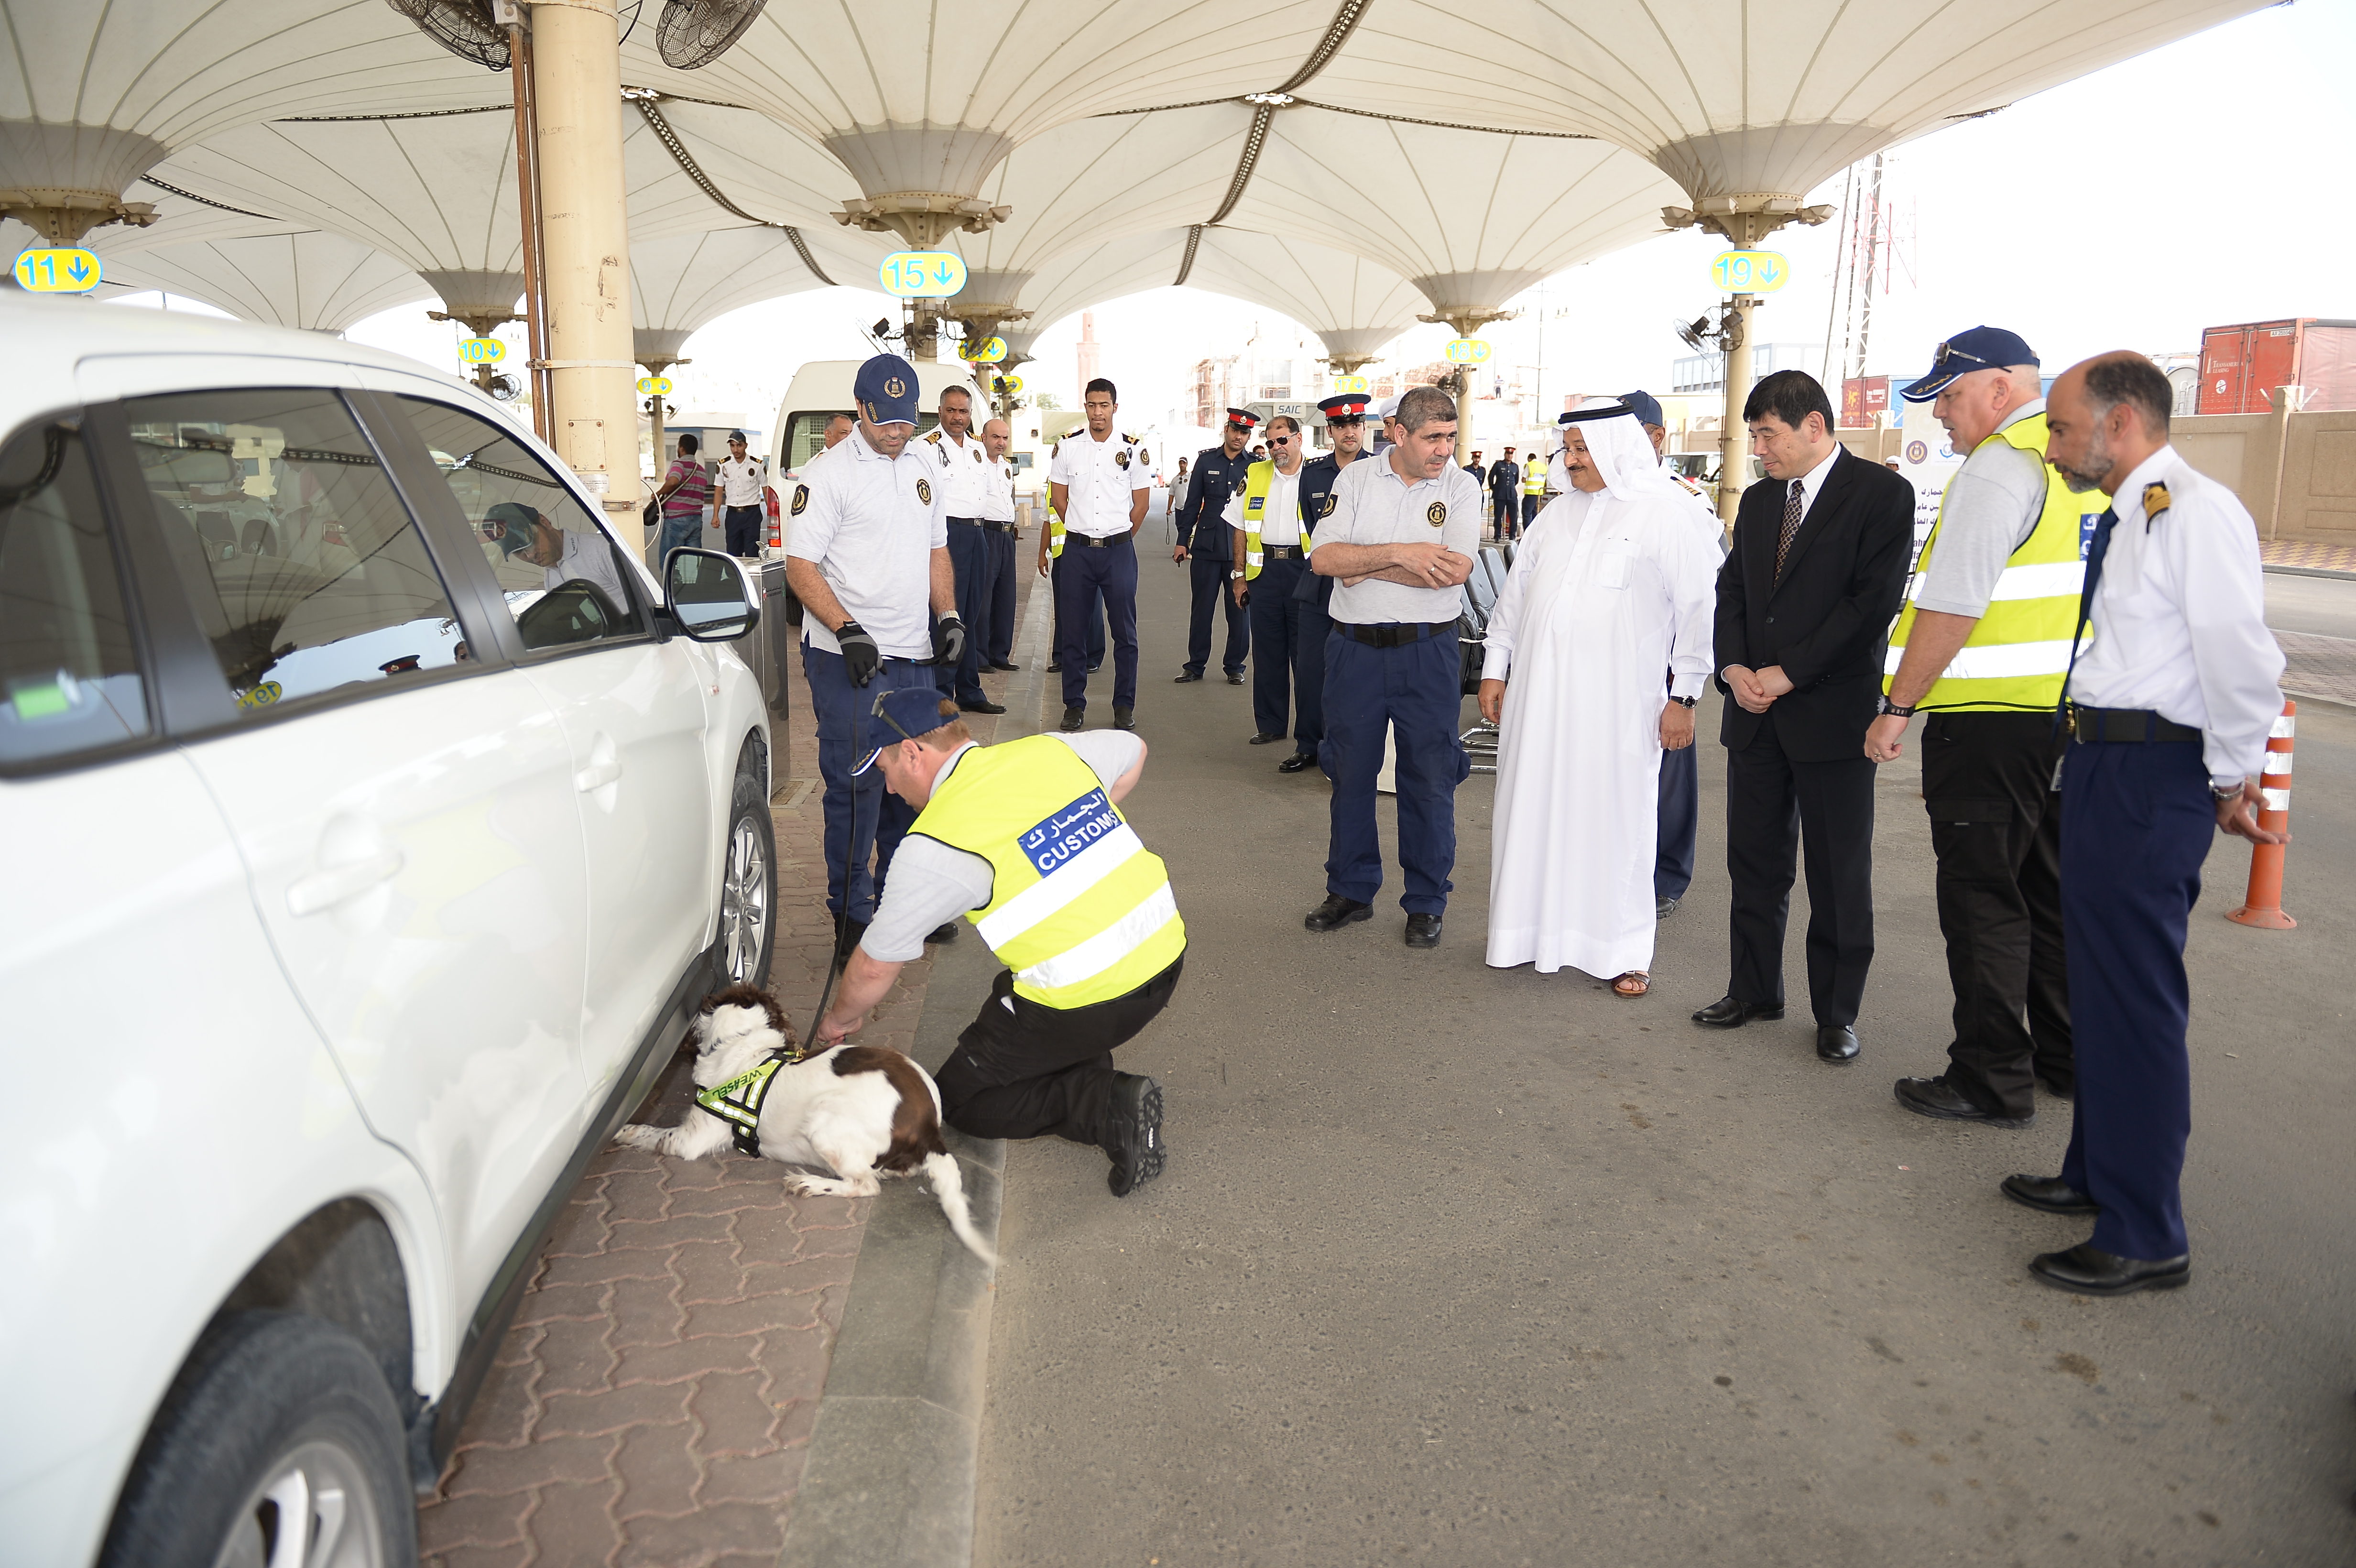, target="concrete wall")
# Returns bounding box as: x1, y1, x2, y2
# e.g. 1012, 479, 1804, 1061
2171, 393, 2356, 542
